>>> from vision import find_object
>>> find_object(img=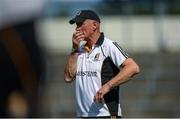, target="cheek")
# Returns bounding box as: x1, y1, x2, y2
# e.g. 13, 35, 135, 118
82, 29, 90, 36
82, 26, 93, 36
85, 28, 93, 35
